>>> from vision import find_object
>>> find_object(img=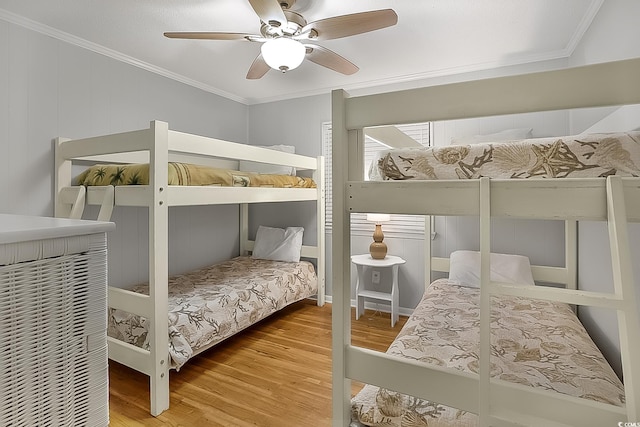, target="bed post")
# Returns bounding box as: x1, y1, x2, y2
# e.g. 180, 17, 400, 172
424, 216, 432, 288
606, 176, 640, 420
240, 203, 250, 256
148, 120, 170, 416
331, 89, 353, 426
565, 220, 577, 291
478, 177, 491, 426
